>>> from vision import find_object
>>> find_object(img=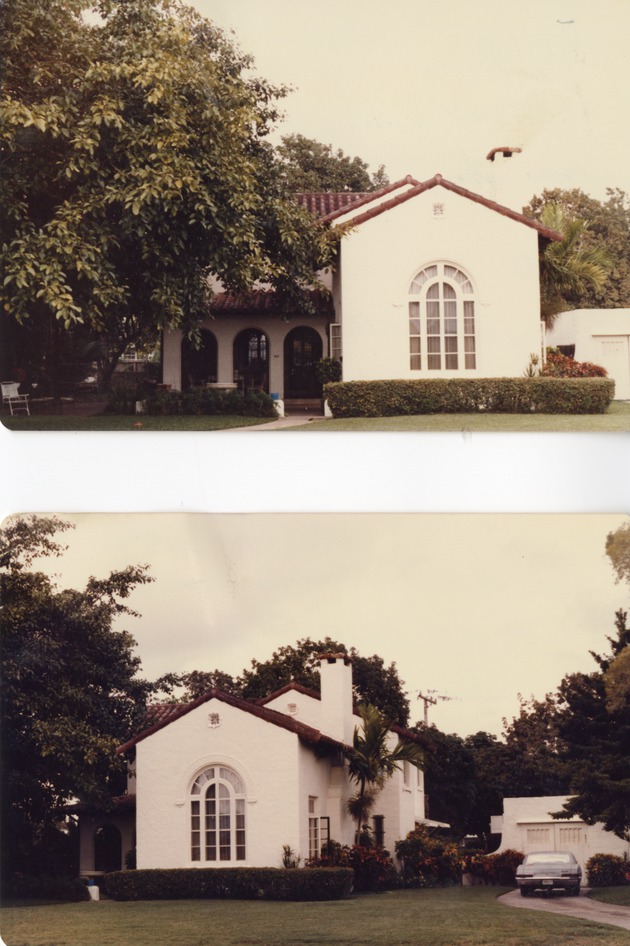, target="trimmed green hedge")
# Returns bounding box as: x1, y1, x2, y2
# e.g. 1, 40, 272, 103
101, 867, 354, 901
142, 388, 277, 418
323, 378, 615, 417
